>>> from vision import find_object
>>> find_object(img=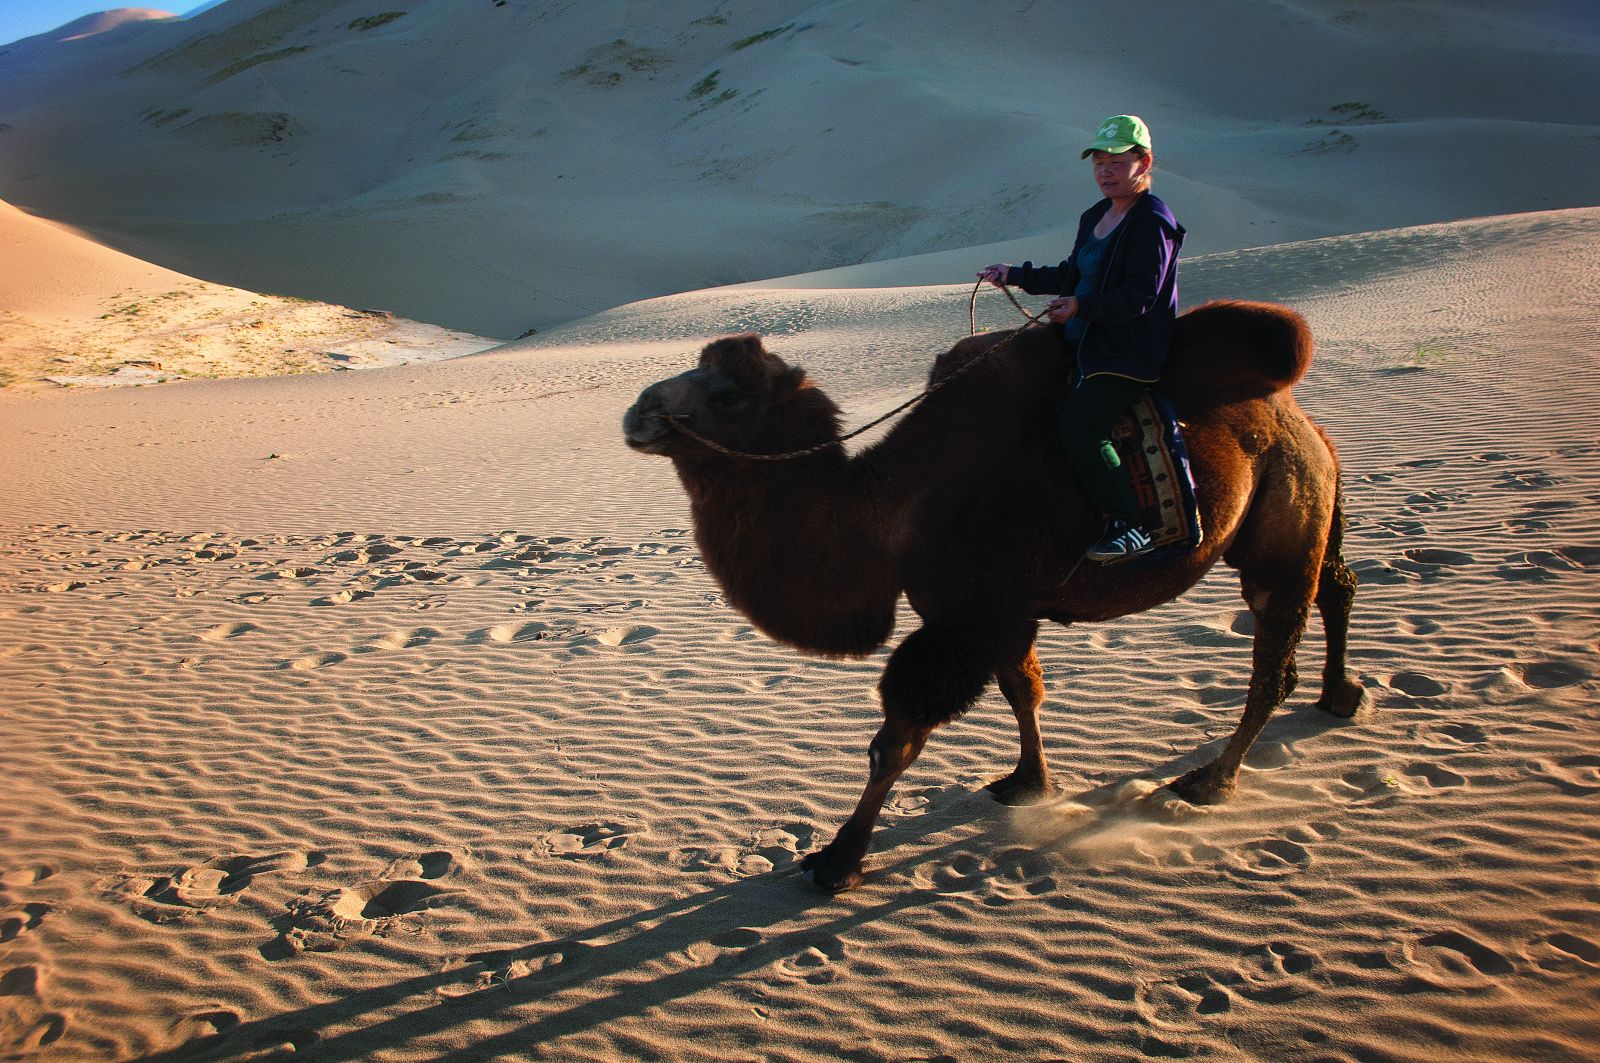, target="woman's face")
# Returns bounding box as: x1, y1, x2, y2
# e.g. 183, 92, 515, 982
1091, 150, 1150, 200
